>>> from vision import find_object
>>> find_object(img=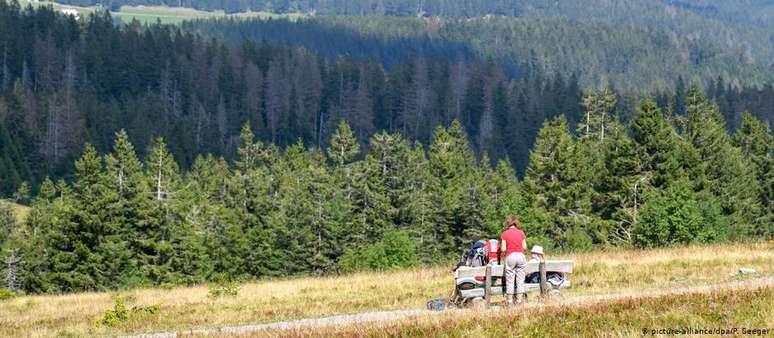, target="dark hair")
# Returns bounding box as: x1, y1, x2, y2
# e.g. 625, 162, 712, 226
504, 215, 520, 229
